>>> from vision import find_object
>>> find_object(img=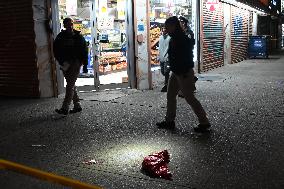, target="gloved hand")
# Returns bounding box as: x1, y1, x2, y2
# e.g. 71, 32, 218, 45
83, 64, 88, 73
